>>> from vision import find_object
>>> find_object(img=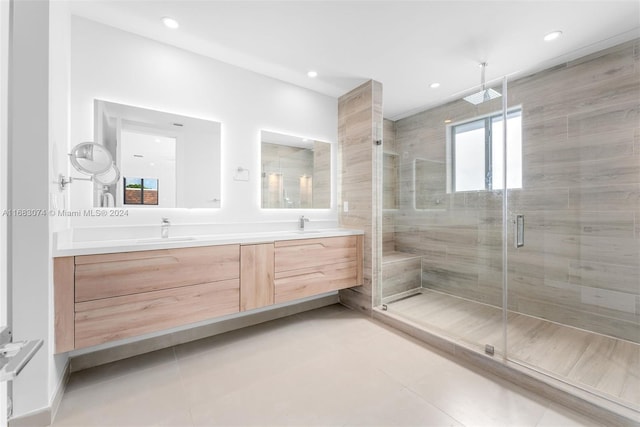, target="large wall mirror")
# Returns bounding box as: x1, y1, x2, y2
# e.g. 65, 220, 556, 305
261, 130, 331, 209
94, 100, 221, 208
